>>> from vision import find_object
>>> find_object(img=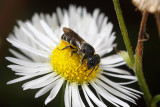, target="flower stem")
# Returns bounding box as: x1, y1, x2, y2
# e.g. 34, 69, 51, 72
112, 0, 156, 106
112, 0, 135, 65
135, 11, 156, 107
